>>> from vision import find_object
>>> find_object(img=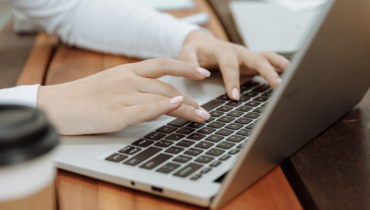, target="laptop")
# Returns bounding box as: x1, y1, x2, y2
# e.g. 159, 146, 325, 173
53, 0, 370, 209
